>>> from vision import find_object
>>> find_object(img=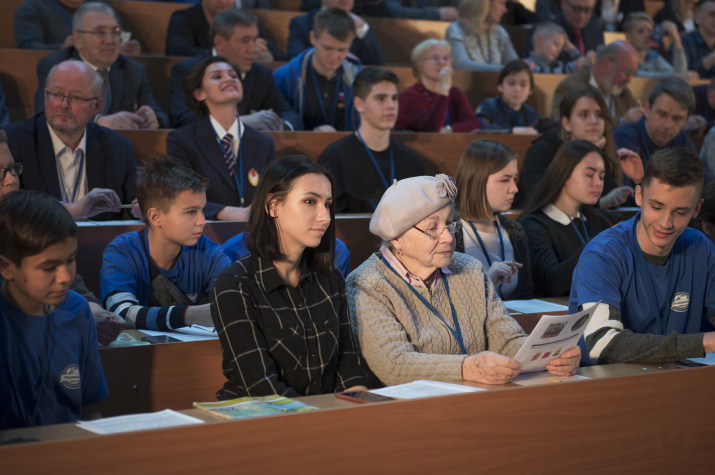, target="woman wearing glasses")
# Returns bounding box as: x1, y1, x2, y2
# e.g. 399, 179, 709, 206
347, 174, 580, 386
395, 39, 480, 133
